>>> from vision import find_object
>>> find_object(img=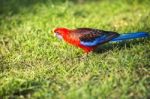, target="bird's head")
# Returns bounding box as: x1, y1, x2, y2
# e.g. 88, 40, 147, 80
54, 28, 70, 39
